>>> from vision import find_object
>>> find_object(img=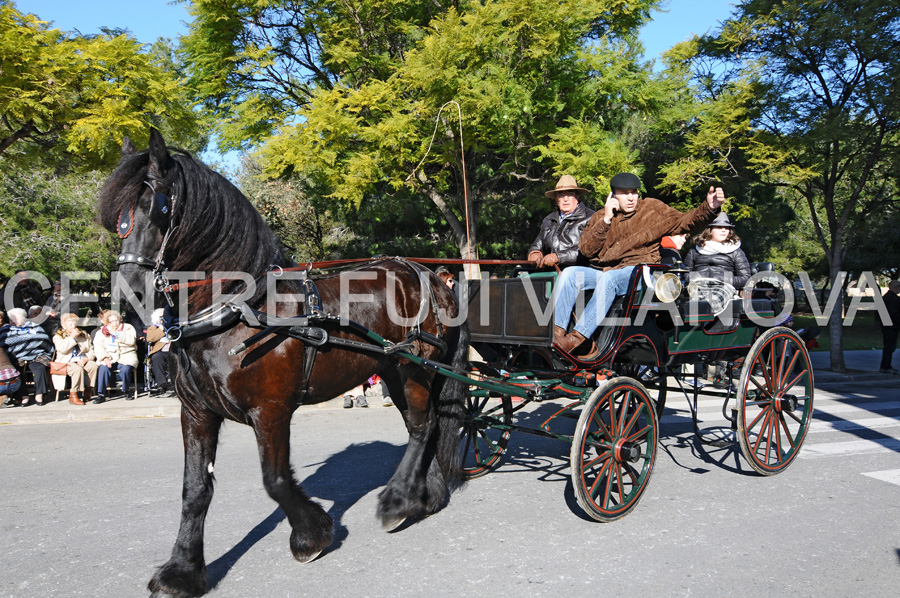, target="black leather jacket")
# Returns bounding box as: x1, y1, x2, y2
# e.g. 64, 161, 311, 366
684, 244, 752, 289
528, 202, 595, 267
